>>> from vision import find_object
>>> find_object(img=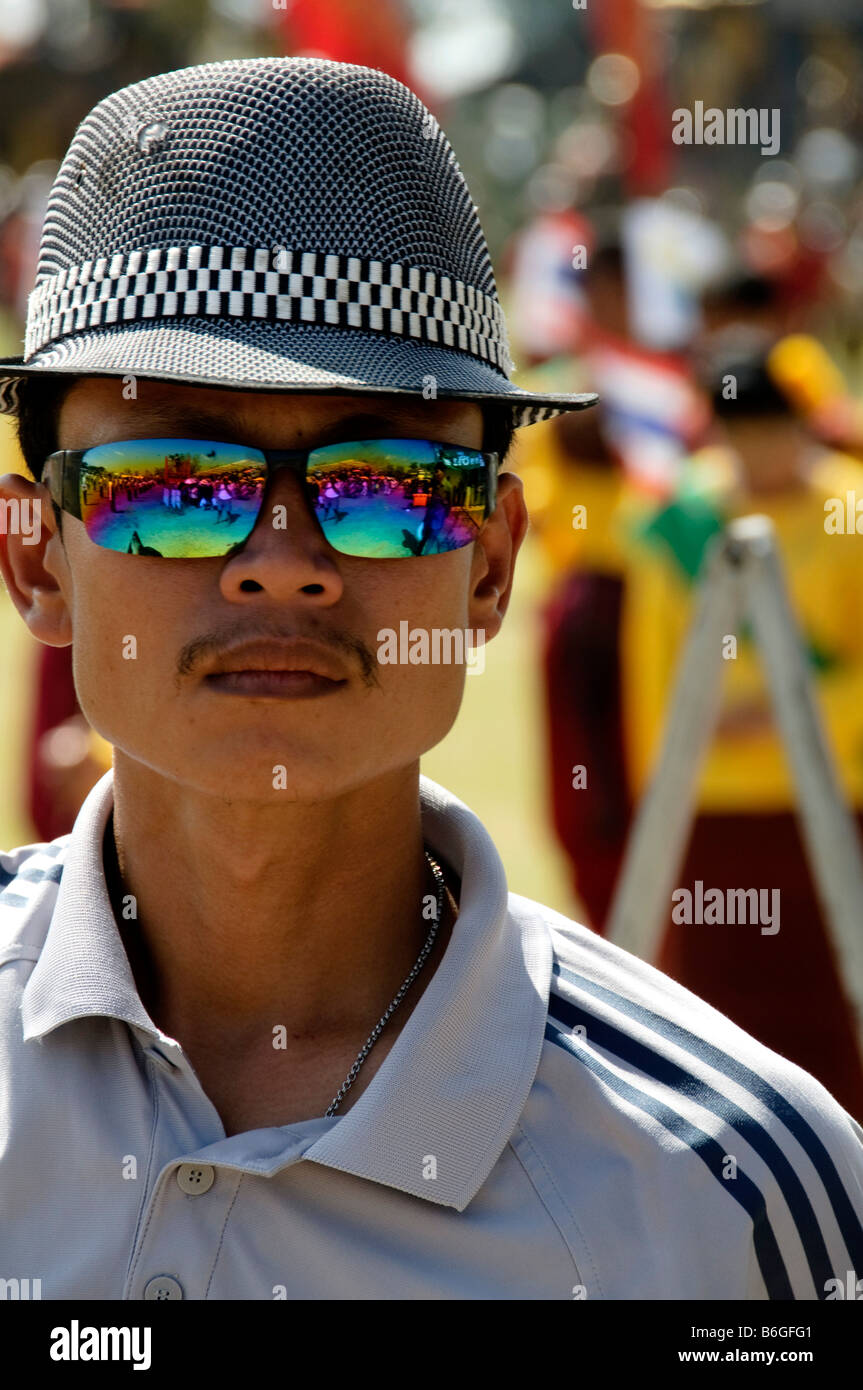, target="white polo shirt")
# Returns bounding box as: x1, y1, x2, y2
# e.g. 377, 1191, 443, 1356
1, 769, 861, 1301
